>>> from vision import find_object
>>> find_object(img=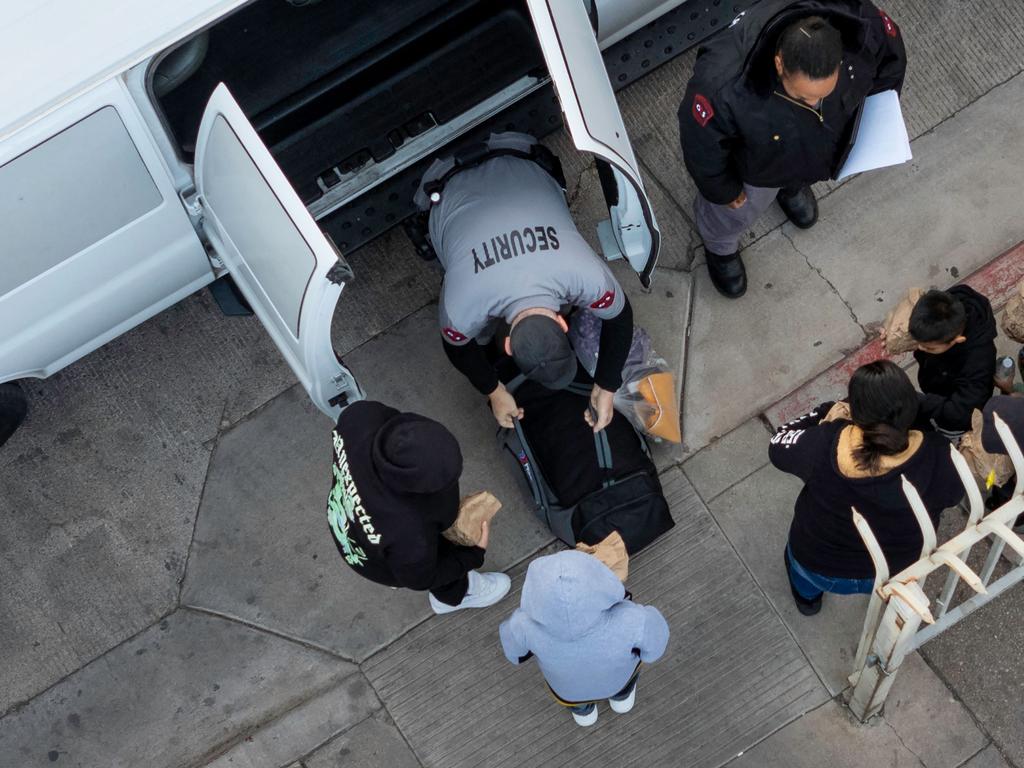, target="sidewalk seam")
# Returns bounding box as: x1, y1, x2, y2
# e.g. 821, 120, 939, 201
185, 669, 372, 768
180, 399, 227, 605
717, 695, 837, 767
180, 604, 359, 663
916, 649, 1016, 767
694, 482, 833, 696
882, 714, 929, 768
907, 66, 1024, 145
953, 743, 994, 768
0, 606, 178, 720
781, 229, 867, 336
